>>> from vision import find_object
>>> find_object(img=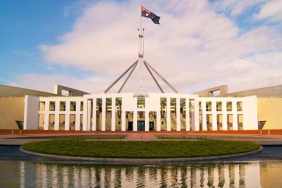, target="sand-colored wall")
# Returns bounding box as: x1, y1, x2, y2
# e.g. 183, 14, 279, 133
0, 97, 24, 129
258, 98, 282, 129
